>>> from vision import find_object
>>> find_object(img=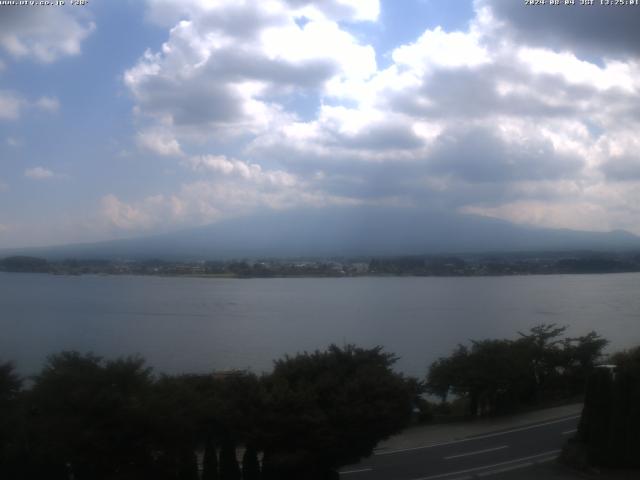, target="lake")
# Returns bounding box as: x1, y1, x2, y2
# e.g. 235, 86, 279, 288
1, 272, 639, 377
